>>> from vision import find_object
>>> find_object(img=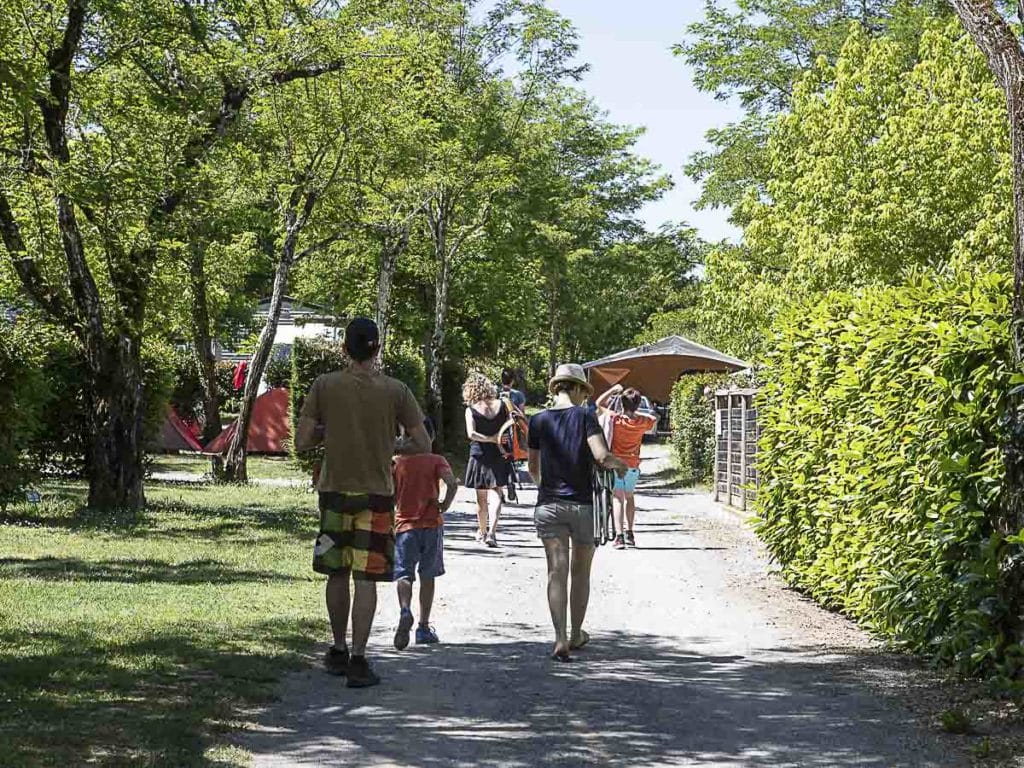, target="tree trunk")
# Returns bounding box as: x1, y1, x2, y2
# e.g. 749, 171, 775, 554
375, 226, 410, 354
426, 218, 451, 450
86, 336, 146, 511
951, 1, 1024, 642
219, 255, 294, 483
187, 246, 222, 443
